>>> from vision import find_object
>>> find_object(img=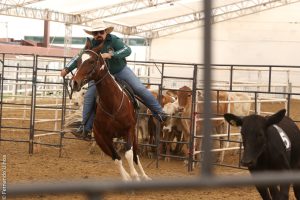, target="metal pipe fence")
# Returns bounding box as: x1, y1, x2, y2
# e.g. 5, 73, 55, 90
3, 1, 300, 198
